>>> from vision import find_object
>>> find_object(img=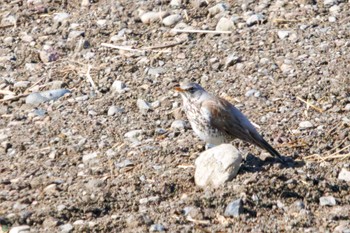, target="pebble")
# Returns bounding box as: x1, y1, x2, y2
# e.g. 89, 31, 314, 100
111, 80, 127, 93
21, 34, 34, 43
299, 121, 314, 129
9, 225, 30, 233
26, 89, 71, 105
124, 130, 144, 142
73, 220, 85, 225
170, 0, 182, 8
140, 11, 169, 24
329, 16, 336, 22
344, 104, 350, 111
338, 168, 350, 182
59, 223, 73, 233
53, 13, 70, 24
108, 106, 124, 116
329, 5, 340, 15
224, 199, 243, 217
149, 224, 166, 232
82, 152, 98, 163
246, 14, 265, 26
277, 30, 290, 39
245, 89, 260, 97
171, 120, 187, 130
115, 159, 134, 168
44, 184, 57, 193
39, 49, 59, 63
162, 14, 182, 26
208, 3, 230, 16
4, 36, 14, 44
216, 17, 234, 31
147, 67, 166, 76
85, 179, 104, 190
57, 204, 66, 212
137, 99, 151, 111
14, 81, 30, 89
324, 0, 337, 7
225, 54, 240, 67
195, 144, 242, 188
280, 63, 294, 75
68, 30, 85, 40
319, 196, 336, 206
